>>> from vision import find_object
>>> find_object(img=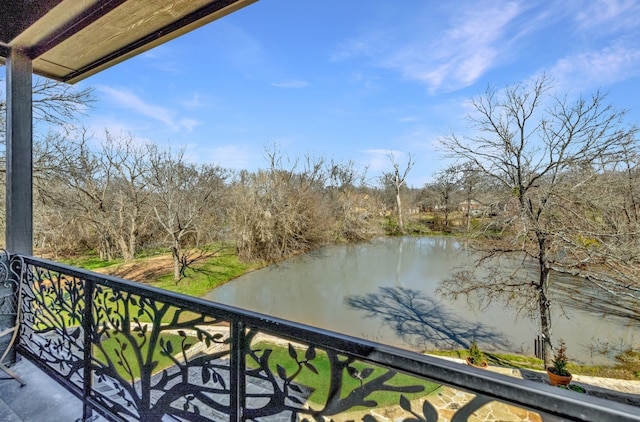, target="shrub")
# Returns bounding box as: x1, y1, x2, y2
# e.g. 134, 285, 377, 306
552, 339, 570, 376
467, 340, 486, 365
